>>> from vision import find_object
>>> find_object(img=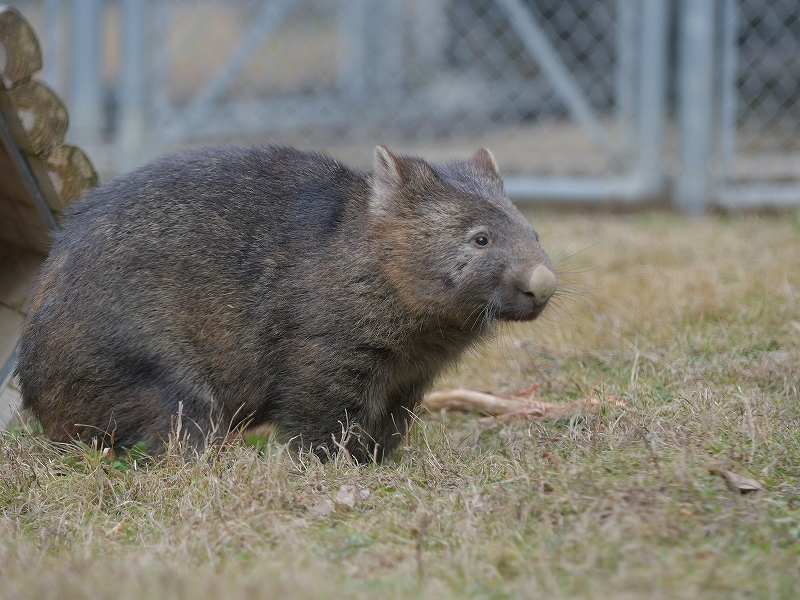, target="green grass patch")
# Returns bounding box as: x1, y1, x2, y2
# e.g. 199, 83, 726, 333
1, 211, 799, 598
